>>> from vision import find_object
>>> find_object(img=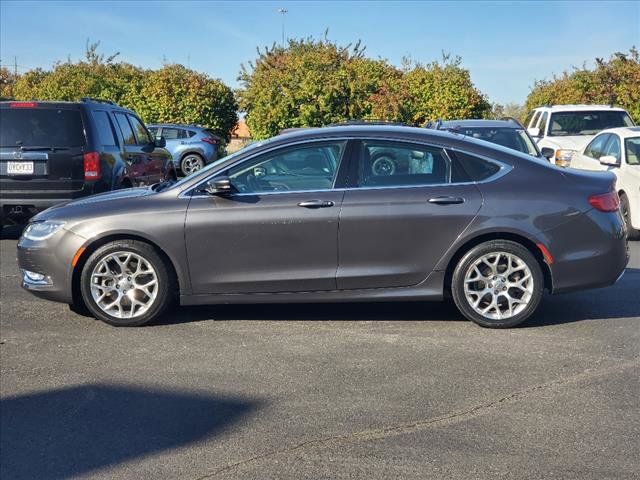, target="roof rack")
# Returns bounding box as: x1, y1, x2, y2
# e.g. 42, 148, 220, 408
326, 119, 410, 127
81, 97, 116, 105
